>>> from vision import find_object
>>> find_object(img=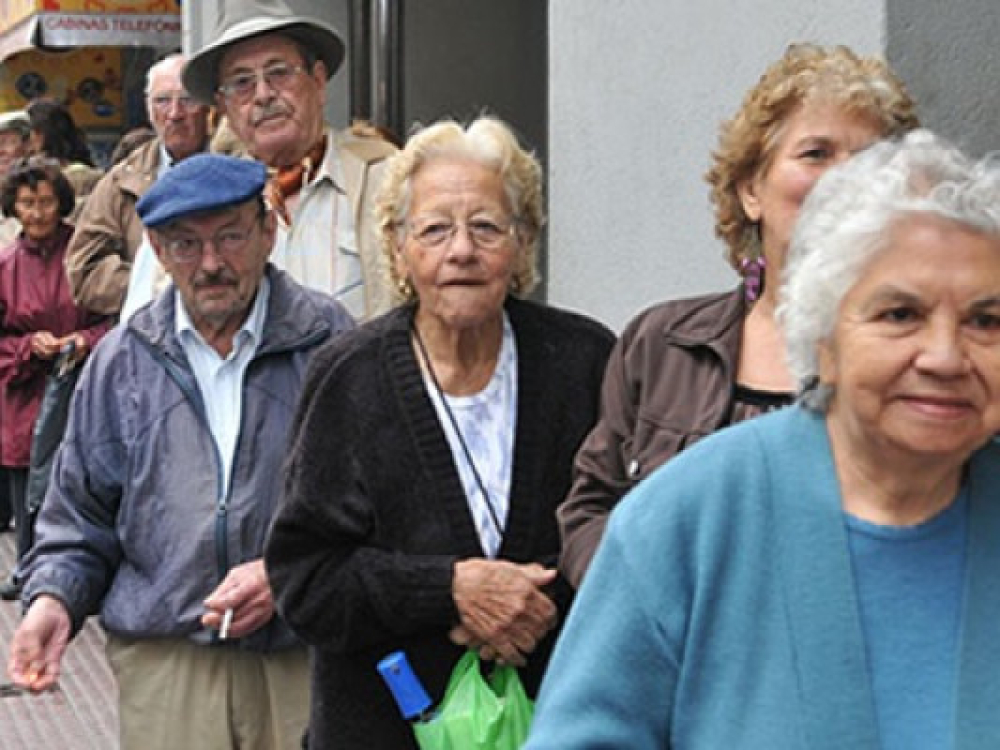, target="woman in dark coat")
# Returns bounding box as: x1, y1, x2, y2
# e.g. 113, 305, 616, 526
265, 116, 614, 749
